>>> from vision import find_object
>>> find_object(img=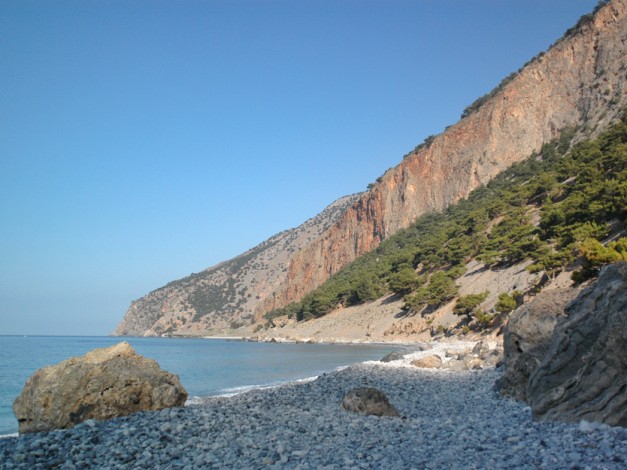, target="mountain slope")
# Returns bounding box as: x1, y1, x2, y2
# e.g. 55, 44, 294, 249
261, 111, 627, 341
264, 0, 627, 315
114, 194, 360, 336
115, 1, 627, 337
